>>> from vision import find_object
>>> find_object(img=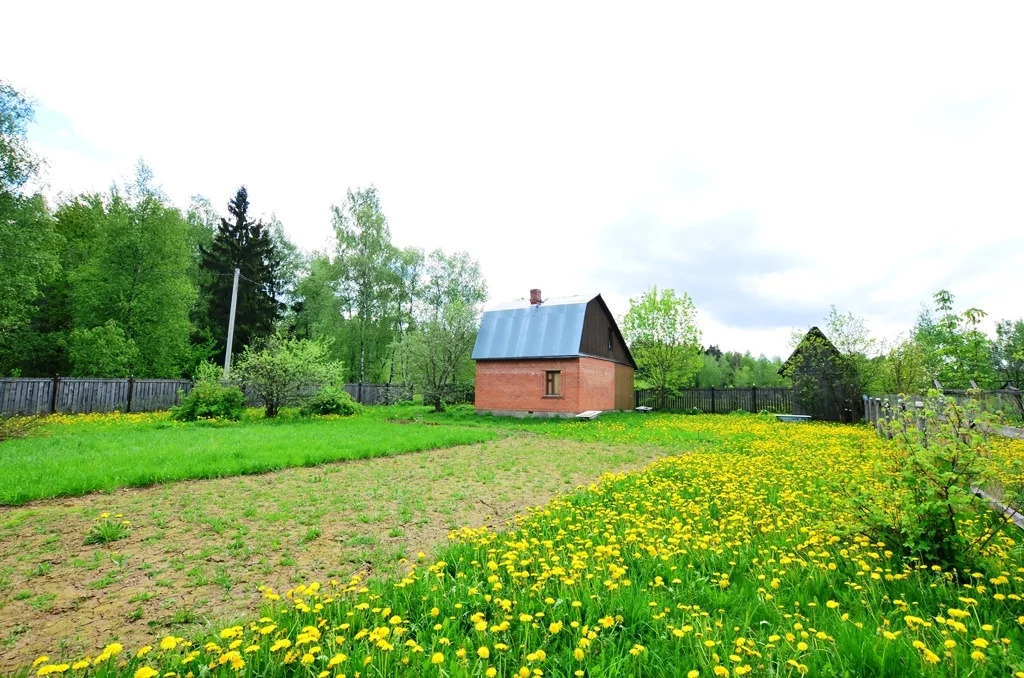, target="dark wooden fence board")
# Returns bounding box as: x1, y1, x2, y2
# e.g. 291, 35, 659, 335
0, 378, 191, 417
634, 386, 792, 414
1, 378, 413, 417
